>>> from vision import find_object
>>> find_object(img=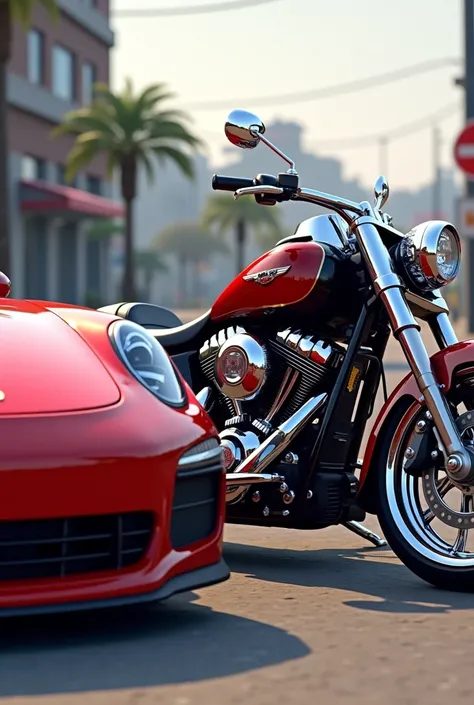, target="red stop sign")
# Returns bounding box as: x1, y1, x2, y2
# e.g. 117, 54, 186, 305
454, 122, 474, 177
